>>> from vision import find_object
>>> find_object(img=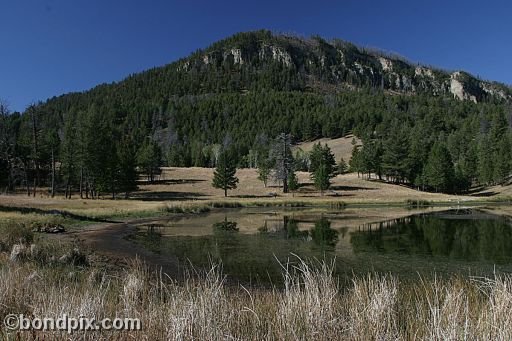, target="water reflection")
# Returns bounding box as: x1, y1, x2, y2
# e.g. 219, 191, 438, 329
258, 216, 339, 248
351, 212, 512, 264
132, 209, 512, 284
311, 218, 339, 248
213, 218, 239, 232
144, 224, 164, 242
259, 217, 303, 238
